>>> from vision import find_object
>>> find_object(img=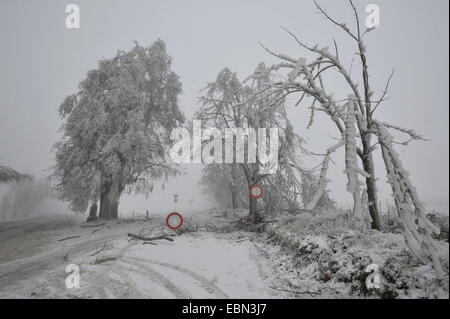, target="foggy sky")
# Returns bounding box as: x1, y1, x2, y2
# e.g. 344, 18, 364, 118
0, 0, 448, 214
